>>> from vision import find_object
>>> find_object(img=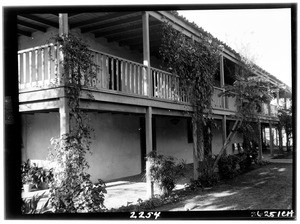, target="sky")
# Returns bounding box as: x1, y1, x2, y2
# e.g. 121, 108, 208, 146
178, 9, 292, 87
